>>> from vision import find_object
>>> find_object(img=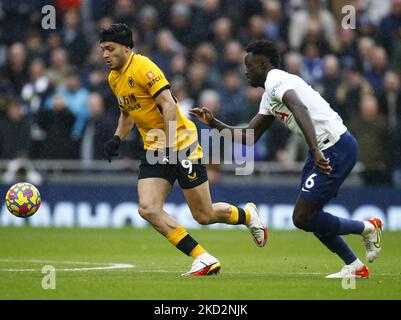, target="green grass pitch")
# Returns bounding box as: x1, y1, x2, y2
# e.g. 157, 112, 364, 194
0, 226, 400, 300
